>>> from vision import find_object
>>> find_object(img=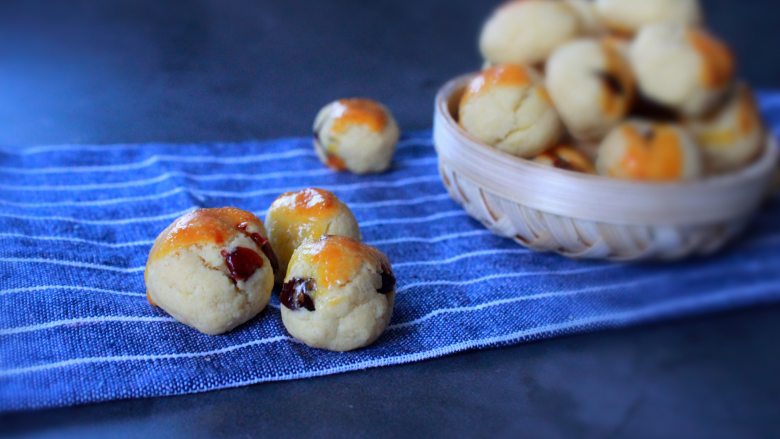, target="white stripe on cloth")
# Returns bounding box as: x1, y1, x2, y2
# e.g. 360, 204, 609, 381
0, 264, 626, 336
0, 157, 438, 192
0, 188, 448, 211
1, 280, 777, 376
0, 209, 194, 226
0, 225, 493, 253
213, 280, 780, 388
2, 231, 778, 280
0, 188, 187, 208
0, 233, 155, 249
189, 175, 441, 199
0, 285, 145, 297
0, 203, 456, 228
0, 239, 575, 279
393, 248, 530, 269
0, 137, 431, 157
0, 175, 443, 209
397, 266, 616, 293
0, 226, 482, 250
0, 257, 147, 274
0, 316, 175, 336
366, 229, 492, 246
0, 149, 315, 174
360, 210, 467, 227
